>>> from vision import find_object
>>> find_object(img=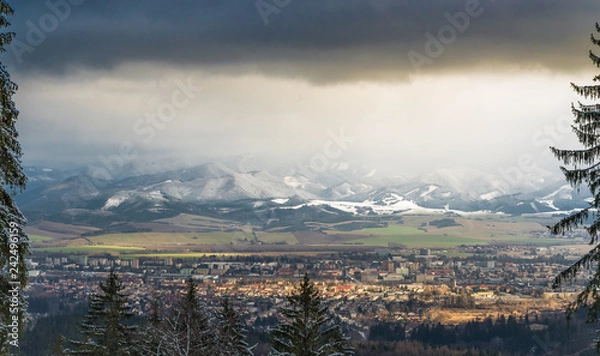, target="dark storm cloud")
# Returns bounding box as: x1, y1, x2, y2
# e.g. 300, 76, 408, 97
6, 0, 600, 82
